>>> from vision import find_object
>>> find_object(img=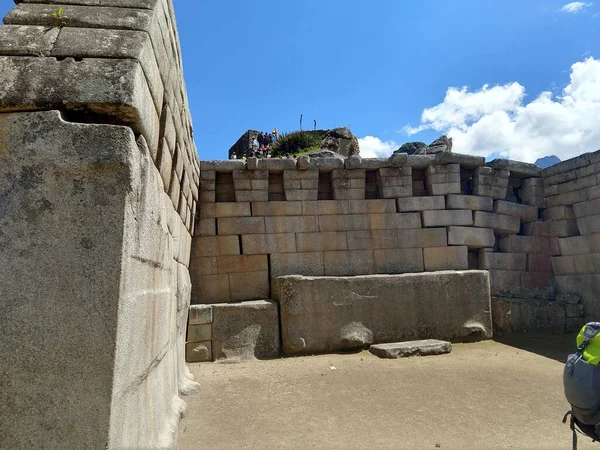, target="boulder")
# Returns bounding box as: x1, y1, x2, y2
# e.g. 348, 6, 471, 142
321, 127, 360, 157
423, 135, 453, 154
394, 142, 427, 155
369, 340, 452, 358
